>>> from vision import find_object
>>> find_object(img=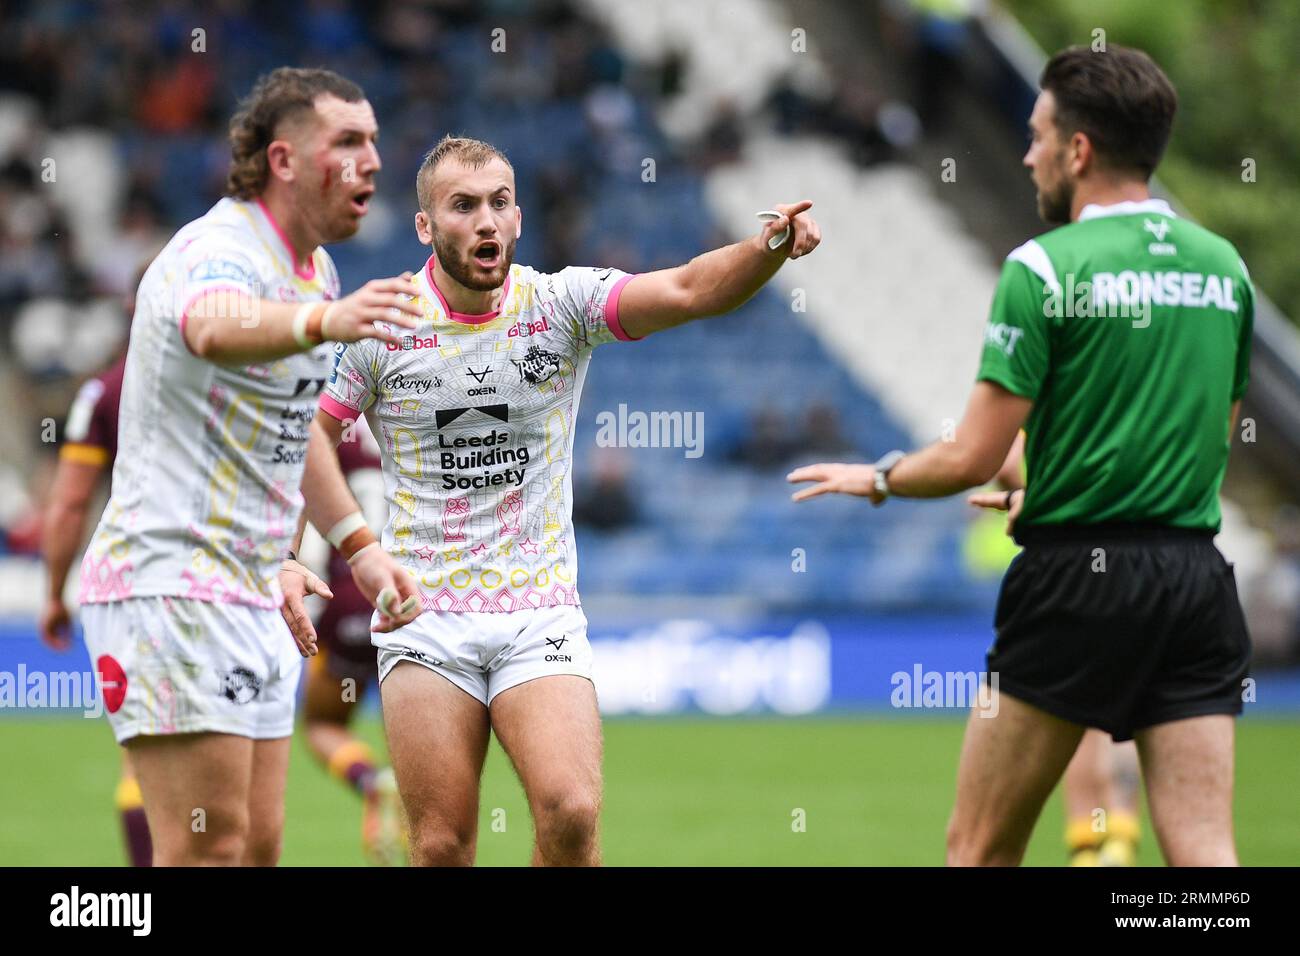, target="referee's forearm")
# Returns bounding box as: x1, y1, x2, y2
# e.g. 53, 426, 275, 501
887, 441, 996, 499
